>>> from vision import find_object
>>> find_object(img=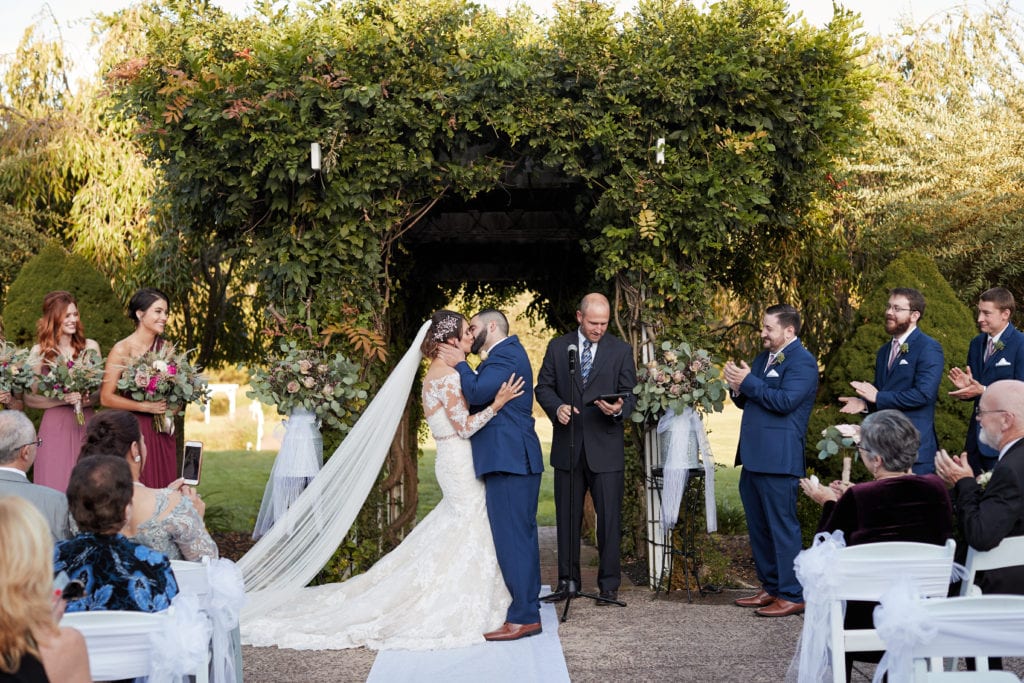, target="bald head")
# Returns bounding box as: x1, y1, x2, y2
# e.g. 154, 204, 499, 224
577, 293, 611, 343
978, 380, 1024, 450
